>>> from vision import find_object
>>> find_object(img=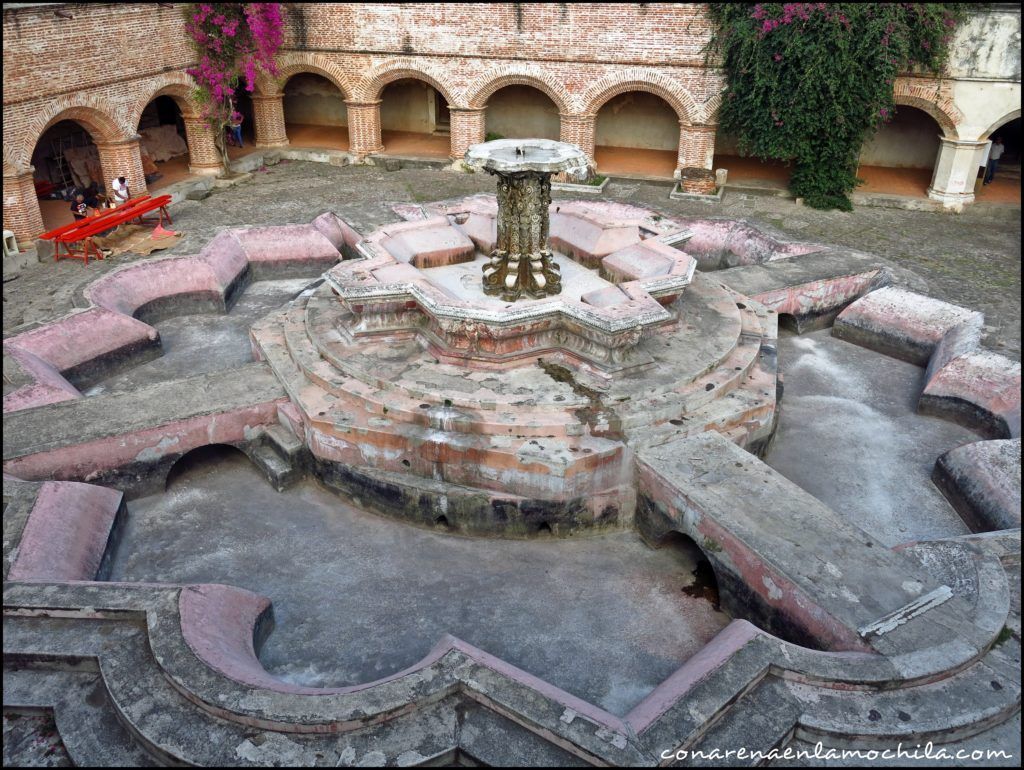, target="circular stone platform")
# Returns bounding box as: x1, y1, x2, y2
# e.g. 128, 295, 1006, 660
252, 197, 780, 536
